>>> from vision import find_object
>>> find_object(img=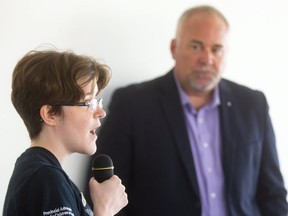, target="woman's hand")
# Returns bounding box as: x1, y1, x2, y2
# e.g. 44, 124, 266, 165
89, 175, 128, 216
